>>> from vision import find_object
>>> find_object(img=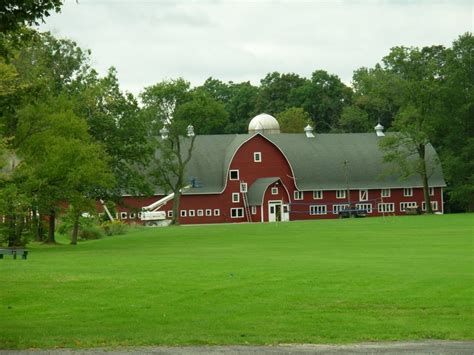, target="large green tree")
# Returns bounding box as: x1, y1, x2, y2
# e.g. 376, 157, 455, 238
0, 1, 63, 33
276, 107, 311, 133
